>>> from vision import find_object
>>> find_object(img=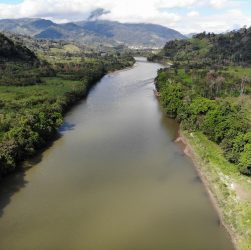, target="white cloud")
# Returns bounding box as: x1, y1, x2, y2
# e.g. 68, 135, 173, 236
187, 11, 199, 17
174, 8, 251, 33
209, 0, 228, 8
0, 0, 250, 33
